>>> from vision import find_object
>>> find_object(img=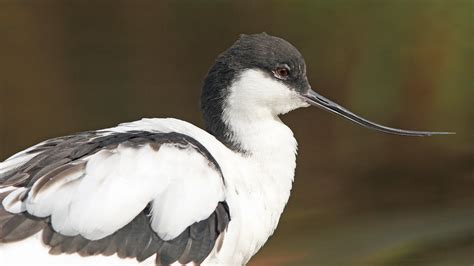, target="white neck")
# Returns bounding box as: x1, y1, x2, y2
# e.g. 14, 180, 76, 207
225, 110, 297, 204
221, 68, 309, 195
222, 69, 303, 180
217, 70, 308, 263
